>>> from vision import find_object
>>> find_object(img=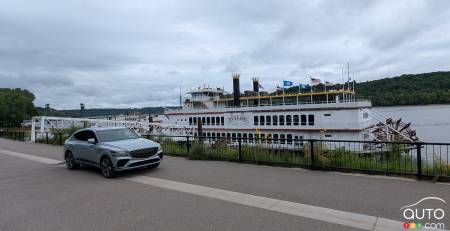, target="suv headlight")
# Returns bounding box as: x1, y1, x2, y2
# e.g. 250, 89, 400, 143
157, 146, 162, 152
111, 150, 128, 157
